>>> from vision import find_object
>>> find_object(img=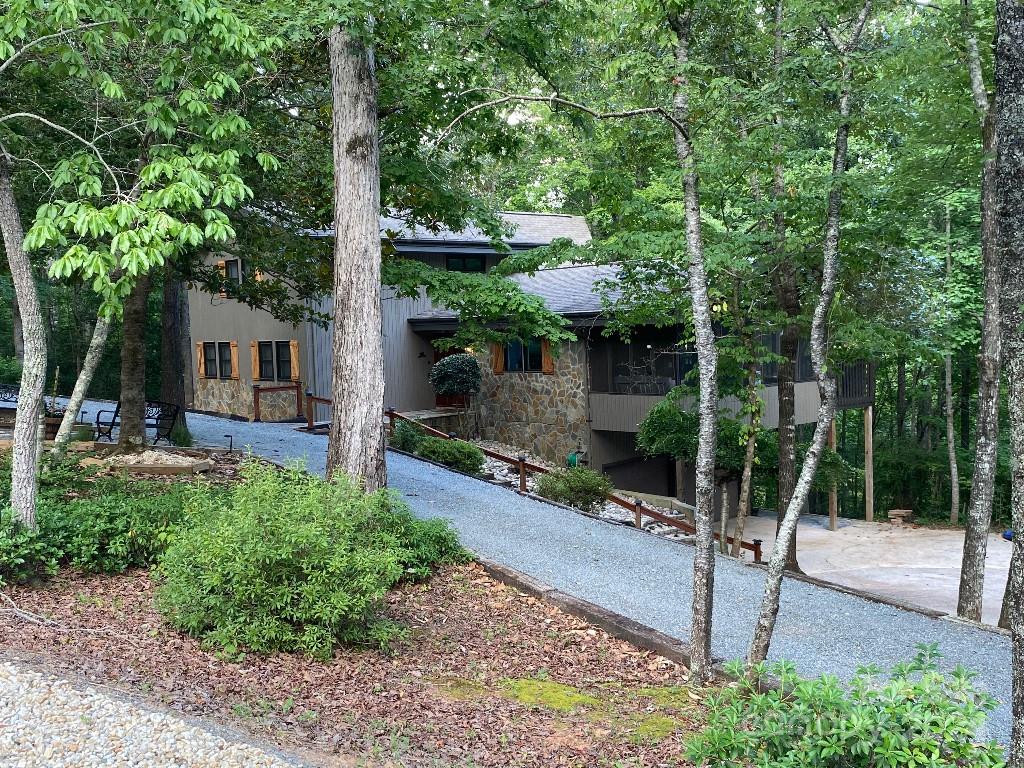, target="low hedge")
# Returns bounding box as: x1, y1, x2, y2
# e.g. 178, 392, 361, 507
536, 466, 613, 513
